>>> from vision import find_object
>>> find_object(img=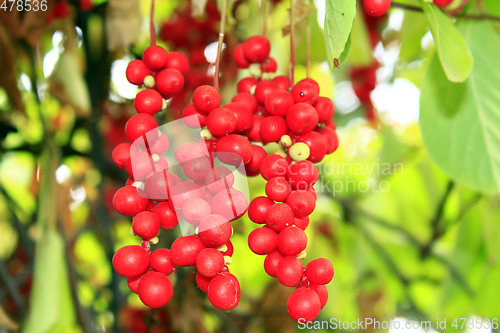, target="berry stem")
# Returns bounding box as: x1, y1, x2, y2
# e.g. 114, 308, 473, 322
150, 0, 156, 46
289, 0, 295, 89
214, 0, 229, 91
306, 15, 311, 78
262, 0, 269, 36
